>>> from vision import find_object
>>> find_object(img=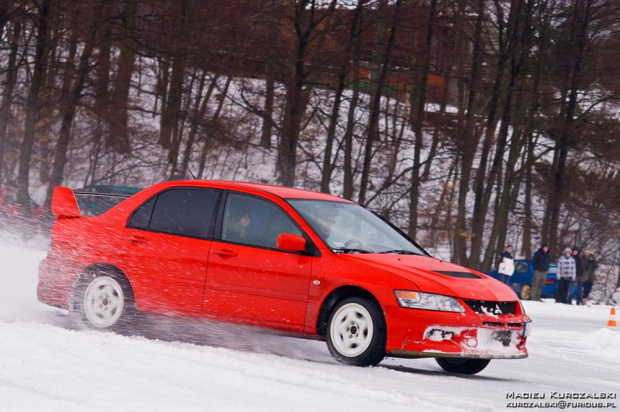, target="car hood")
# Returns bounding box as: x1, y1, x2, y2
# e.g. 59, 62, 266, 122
340, 254, 518, 301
